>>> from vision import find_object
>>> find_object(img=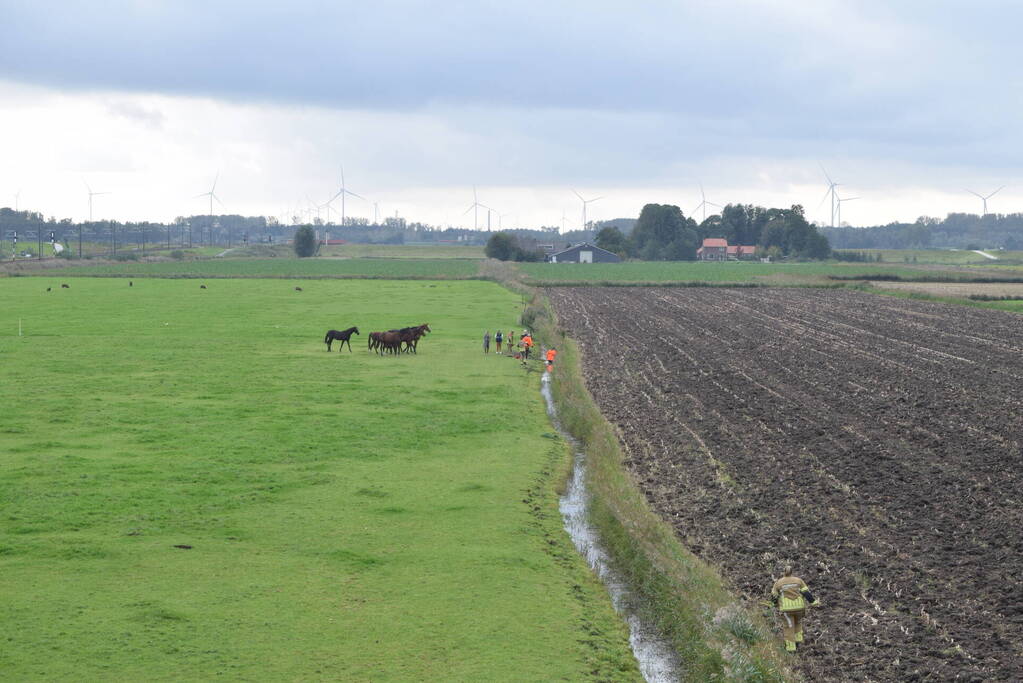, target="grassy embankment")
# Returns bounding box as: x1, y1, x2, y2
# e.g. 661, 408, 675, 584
0, 277, 638, 680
